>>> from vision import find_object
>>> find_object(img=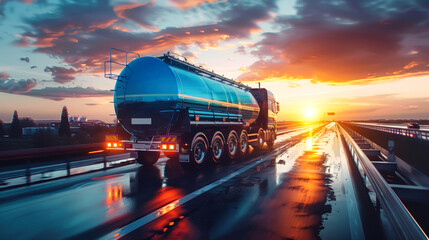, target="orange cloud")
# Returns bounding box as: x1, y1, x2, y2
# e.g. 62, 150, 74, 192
169, 0, 224, 10
238, 1, 429, 85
